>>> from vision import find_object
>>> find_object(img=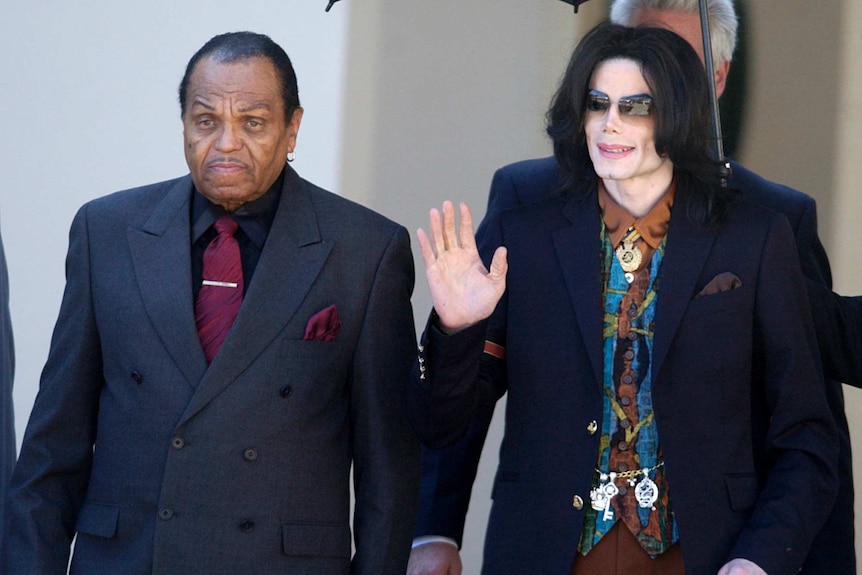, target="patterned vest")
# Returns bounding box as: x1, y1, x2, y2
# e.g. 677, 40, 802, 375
578, 222, 679, 557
